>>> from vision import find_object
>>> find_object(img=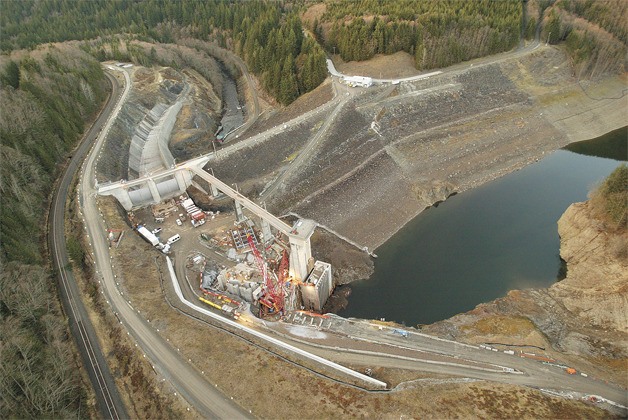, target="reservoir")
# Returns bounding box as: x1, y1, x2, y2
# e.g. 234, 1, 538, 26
340, 127, 627, 326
